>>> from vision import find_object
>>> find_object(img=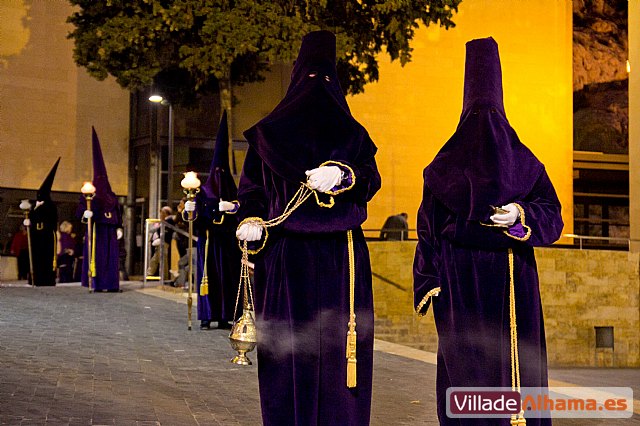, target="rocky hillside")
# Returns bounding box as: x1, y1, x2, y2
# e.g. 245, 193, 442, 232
573, 0, 628, 153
